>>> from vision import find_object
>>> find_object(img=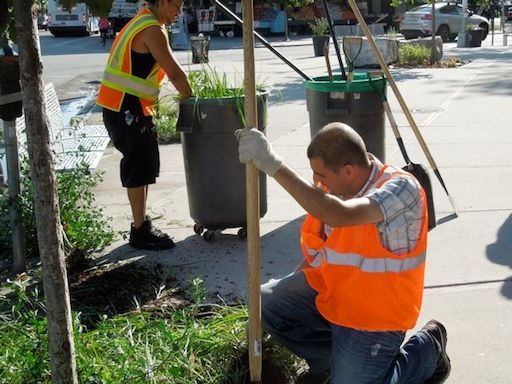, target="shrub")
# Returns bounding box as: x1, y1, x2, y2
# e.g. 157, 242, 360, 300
398, 44, 431, 67
308, 17, 329, 36
153, 99, 180, 144
0, 157, 114, 260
